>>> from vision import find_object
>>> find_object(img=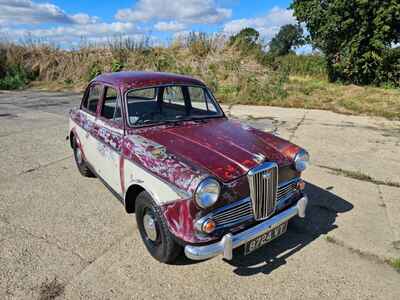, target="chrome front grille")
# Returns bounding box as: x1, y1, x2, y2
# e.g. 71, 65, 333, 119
277, 179, 298, 201
212, 198, 253, 226
205, 177, 300, 229
248, 162, 278, 220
